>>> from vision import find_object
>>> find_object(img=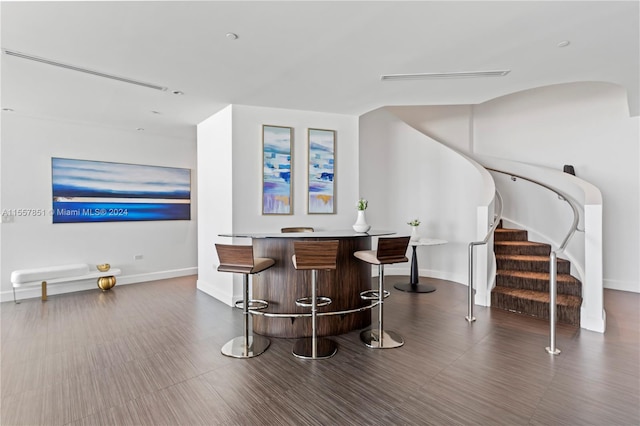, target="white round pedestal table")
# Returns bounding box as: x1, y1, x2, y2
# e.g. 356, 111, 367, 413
393, 238, 448, 293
